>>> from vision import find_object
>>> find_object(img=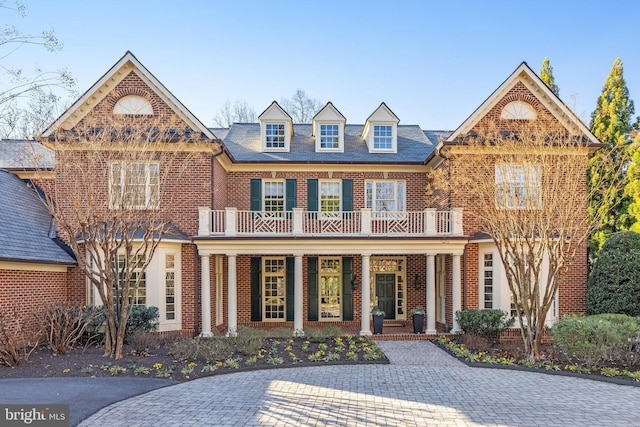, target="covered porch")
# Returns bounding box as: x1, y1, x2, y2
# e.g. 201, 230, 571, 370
194, 237, 468, 337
